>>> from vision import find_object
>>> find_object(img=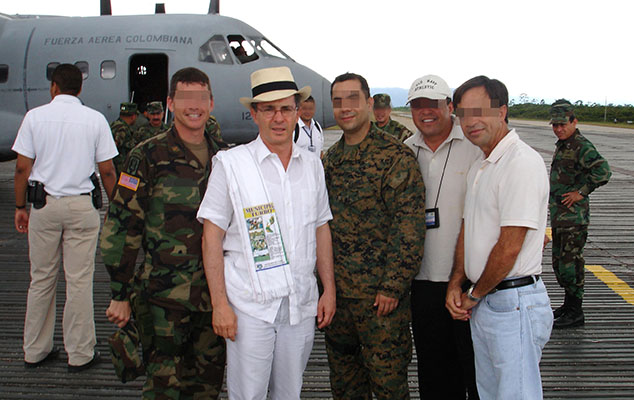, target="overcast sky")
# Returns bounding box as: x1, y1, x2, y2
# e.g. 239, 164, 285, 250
3, 0, 632, 105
